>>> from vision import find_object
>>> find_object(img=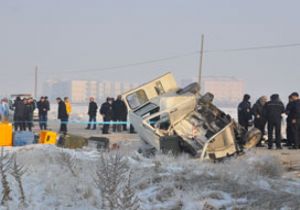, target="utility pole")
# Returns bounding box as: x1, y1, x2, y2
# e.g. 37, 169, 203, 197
34, 65, 38, 99
198, 34, 204, 91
